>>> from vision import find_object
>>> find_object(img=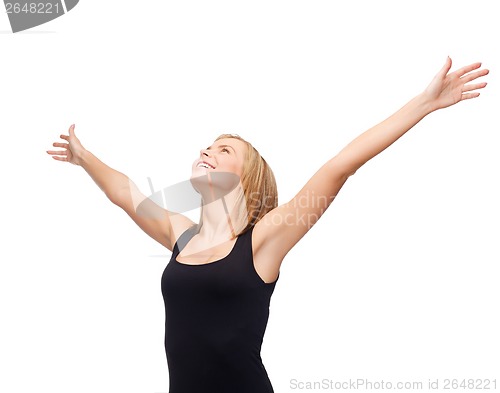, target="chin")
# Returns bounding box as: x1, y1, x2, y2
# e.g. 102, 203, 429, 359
190, 171, 241, 202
